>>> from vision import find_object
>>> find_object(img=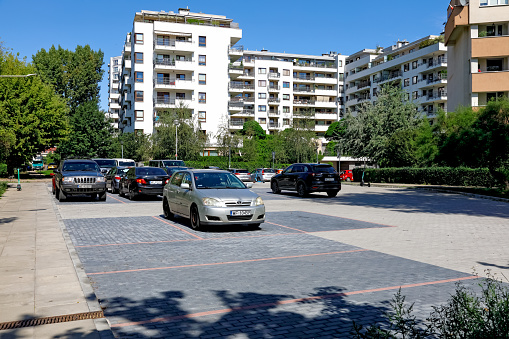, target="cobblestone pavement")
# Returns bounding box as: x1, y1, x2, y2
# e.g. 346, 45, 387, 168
53, 183, 509, 338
